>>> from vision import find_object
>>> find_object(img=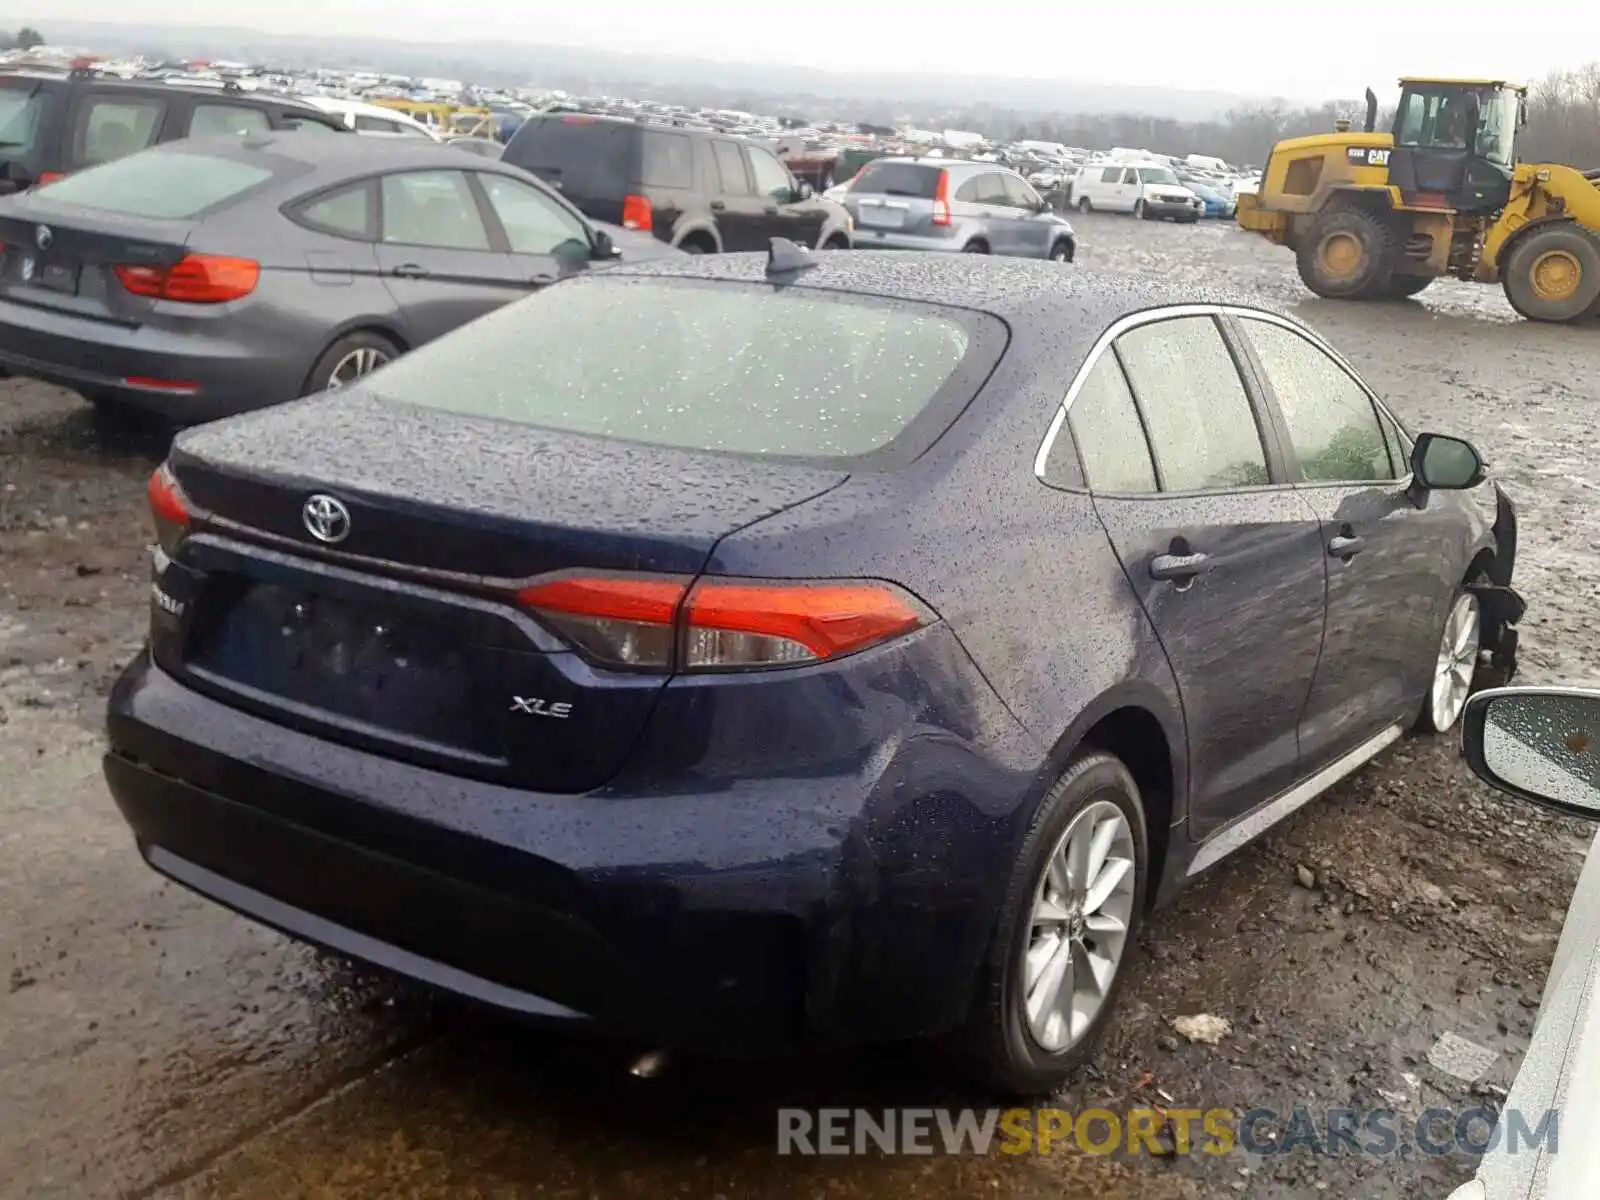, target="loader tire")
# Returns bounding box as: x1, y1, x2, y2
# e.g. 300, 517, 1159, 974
1384, 275, 1433, 298
1503, 224, 1600, 322
1296, 208, 1397, 299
